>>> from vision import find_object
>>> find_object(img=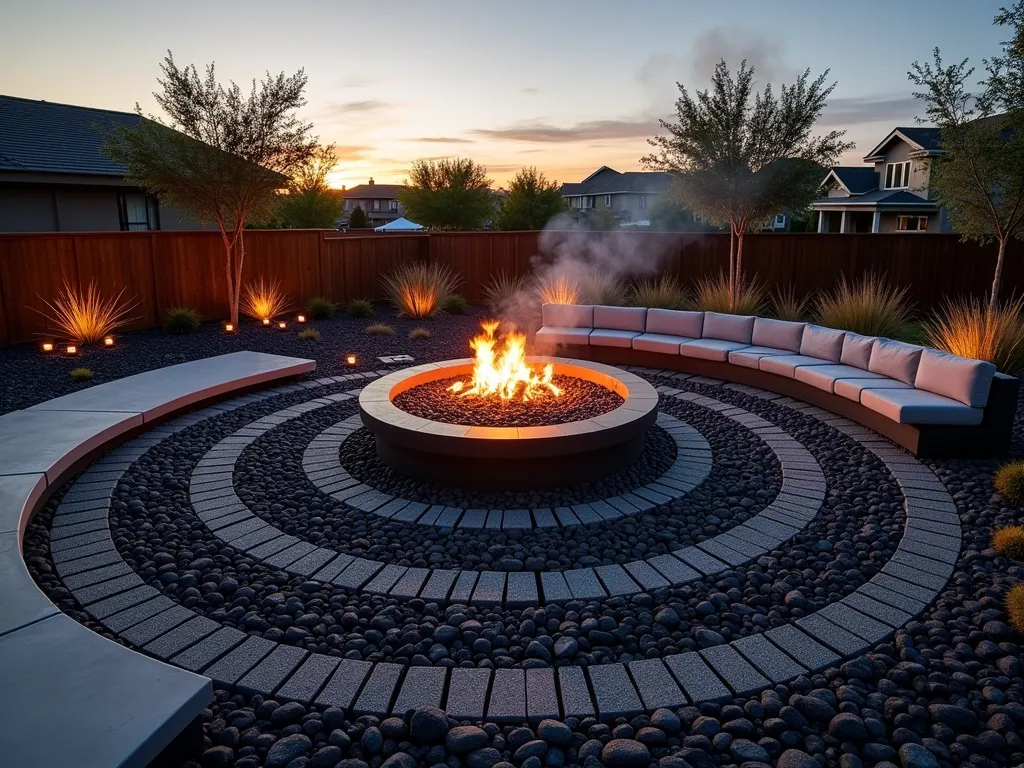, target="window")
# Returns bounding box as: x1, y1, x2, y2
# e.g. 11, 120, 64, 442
390, 200, 398, 211
639, 196, 646, 209
373, 200, 381, 211
587, 196, 595, 209
117, 191, 158, 231
885, 161, 911, 189
897, 215, 929, 231
344, 199, 353, 210
605, 195, 612, 206
773, 213, 786, 228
